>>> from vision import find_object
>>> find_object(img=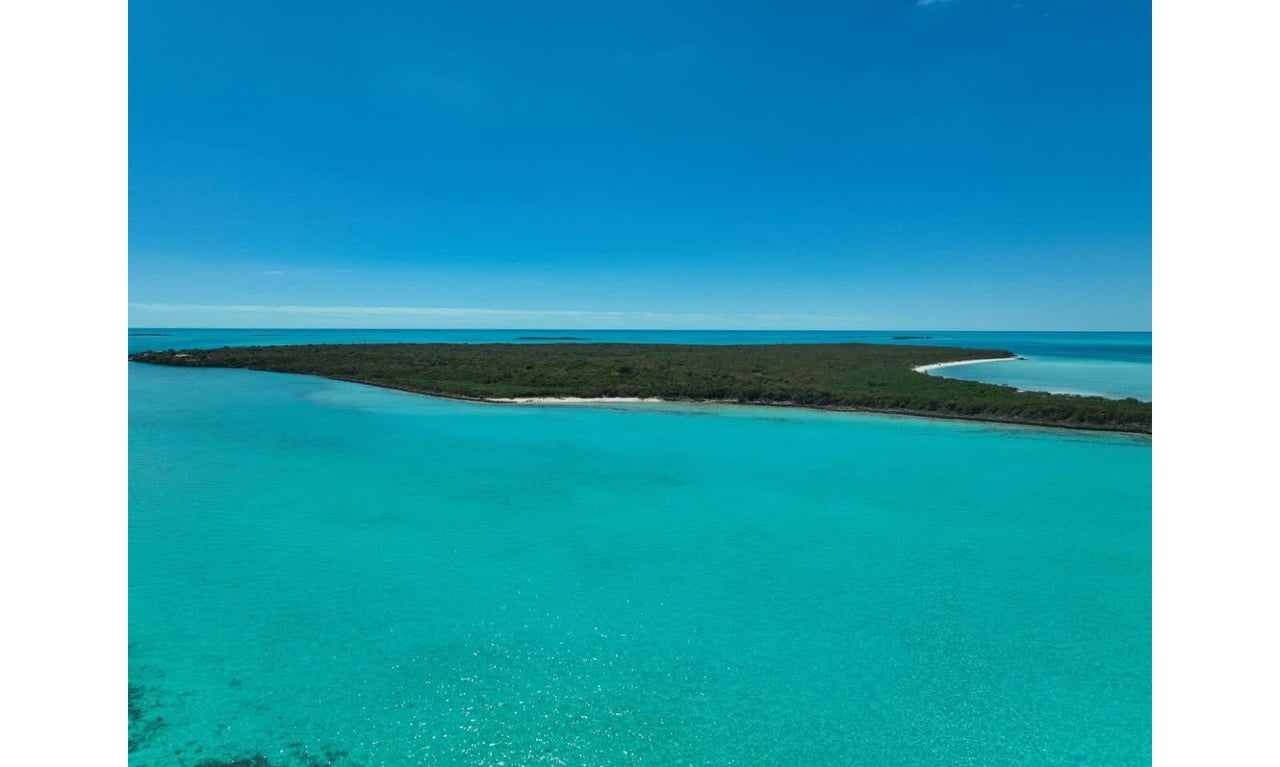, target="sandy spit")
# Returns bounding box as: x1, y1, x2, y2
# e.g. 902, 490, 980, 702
912, 357, 1020, 373
486, 396, 669, 404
